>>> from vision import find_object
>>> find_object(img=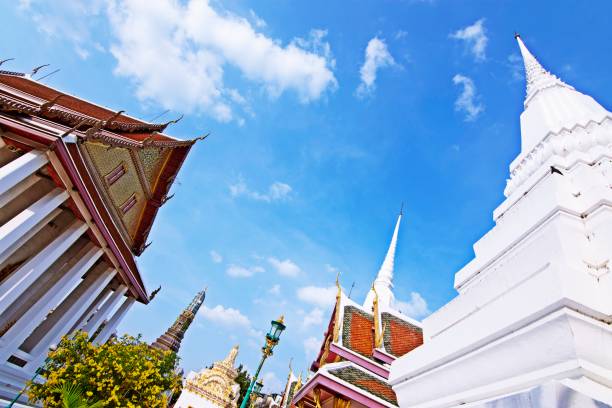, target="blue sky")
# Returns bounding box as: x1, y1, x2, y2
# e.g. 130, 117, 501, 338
3, 0, 612, 393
